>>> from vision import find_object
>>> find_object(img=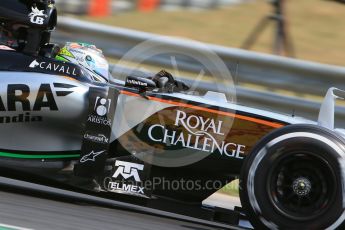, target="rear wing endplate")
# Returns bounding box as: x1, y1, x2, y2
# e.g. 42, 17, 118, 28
318, 87, 345, 130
